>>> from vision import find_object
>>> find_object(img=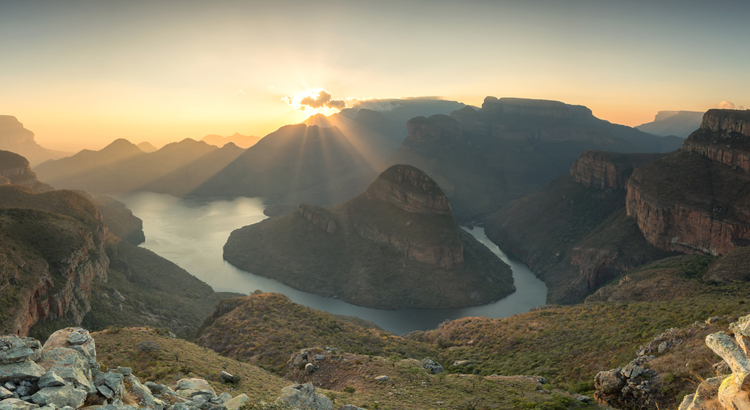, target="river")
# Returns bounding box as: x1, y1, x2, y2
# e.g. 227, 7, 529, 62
116, 192, 547, 335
